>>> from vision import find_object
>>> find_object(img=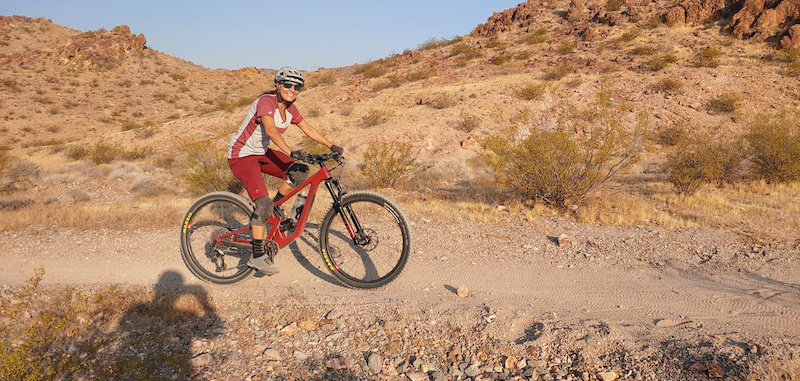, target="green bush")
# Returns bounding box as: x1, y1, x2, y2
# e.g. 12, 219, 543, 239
90, 142, 124, 164
455, 112, 480, 133
707, 93, 739, 113
354, 61, 386, 78
360, 108, 394, 127
65, 145, 89, 161
481, 92, 639, 209
359, 142, 427, 187
664, 134, 746, 194
449, 43, 481, 60
418, 36, 461, 50
543, 63, 573, 81
693, 46, 722, 68
181, 140, 241, 195
521, 28, 549, 45
514, 82, 547, 101
647, 53, 678, 71
745, 112, 800, 183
